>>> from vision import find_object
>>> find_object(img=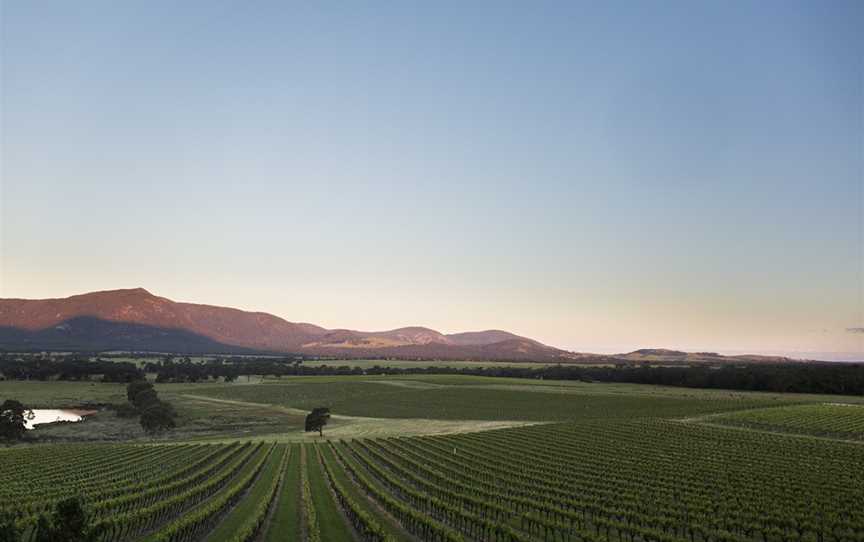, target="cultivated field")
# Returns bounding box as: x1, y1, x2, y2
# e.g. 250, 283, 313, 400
708, 402, 864, 440
1, 375, 863, 541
